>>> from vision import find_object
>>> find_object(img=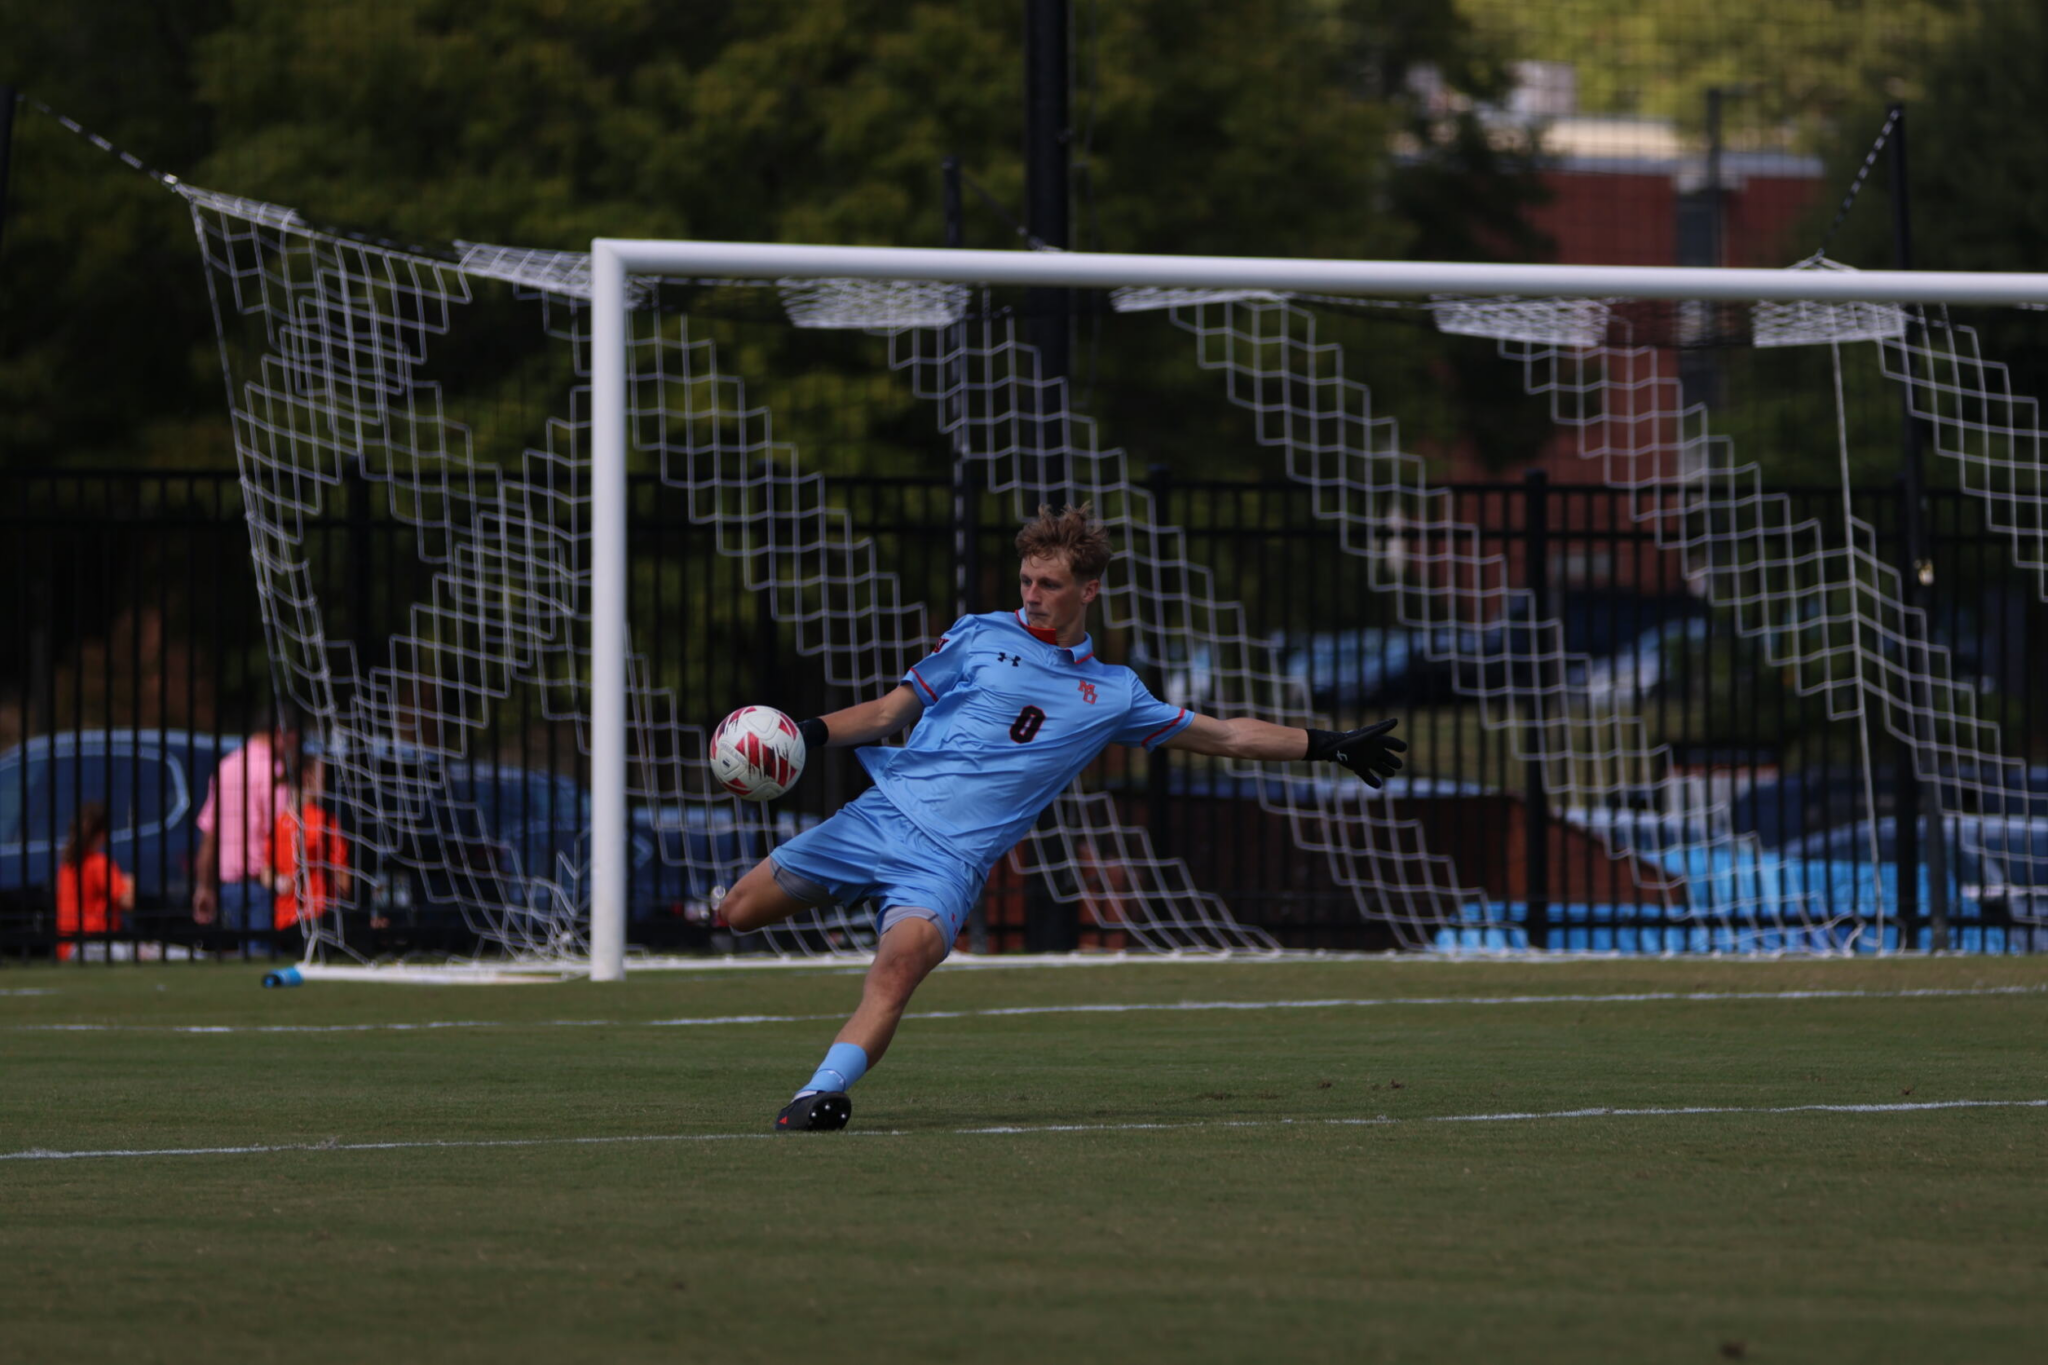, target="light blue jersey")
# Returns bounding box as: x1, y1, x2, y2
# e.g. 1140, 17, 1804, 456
857, 610, 1194, 870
